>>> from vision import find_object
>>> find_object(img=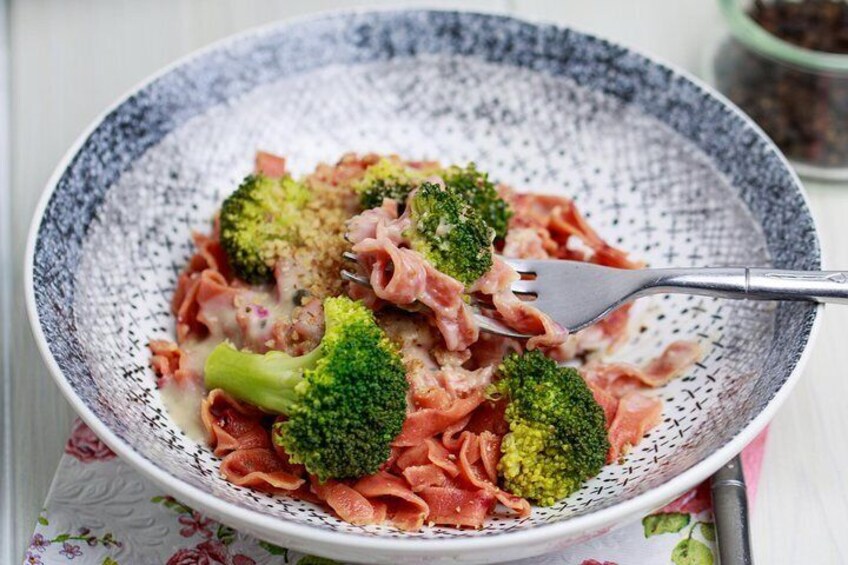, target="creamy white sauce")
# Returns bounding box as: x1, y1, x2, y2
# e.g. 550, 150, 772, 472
405, 343, 439, 371
237, 289, 296, 347
275, 279, 305, 319
161, 380, 207, 443
163, 268, 307, 439
181, 337, 220, 376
